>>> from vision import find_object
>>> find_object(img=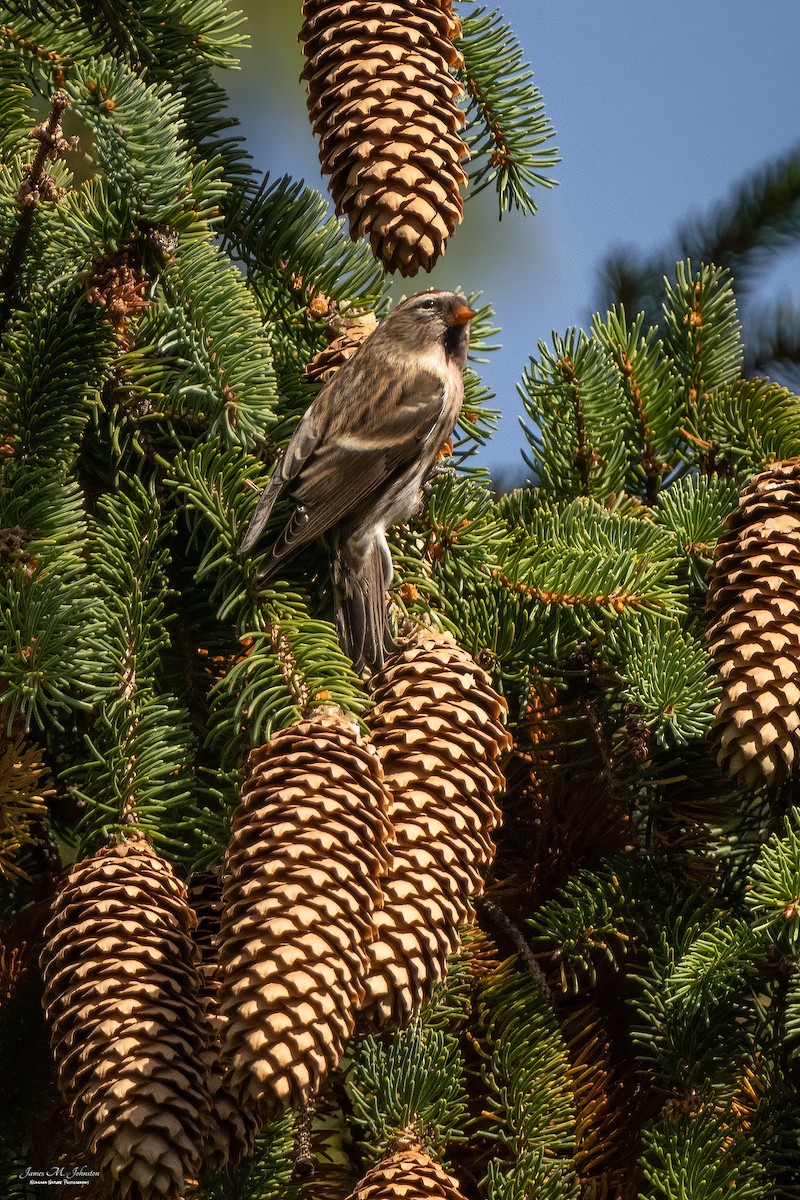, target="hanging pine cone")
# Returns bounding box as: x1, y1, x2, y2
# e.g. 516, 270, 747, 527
362, 627, 511, 1026
300, 0, 469, 276
707, 458, 800, 787
305, 312, 378, 384
218, 707, 392, 1117
187, 871, 260, 1173
40, 838, 210, 1200
347, 1136, 467, 1200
